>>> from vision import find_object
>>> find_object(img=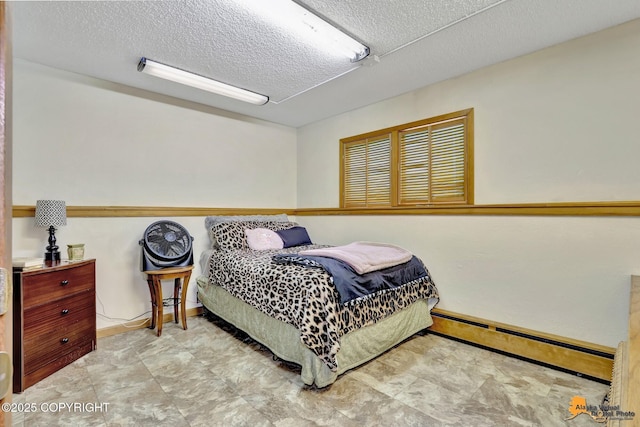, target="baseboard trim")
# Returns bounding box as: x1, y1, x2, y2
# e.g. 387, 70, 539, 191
97, 307, 204, 338
429, 308, 615, 382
